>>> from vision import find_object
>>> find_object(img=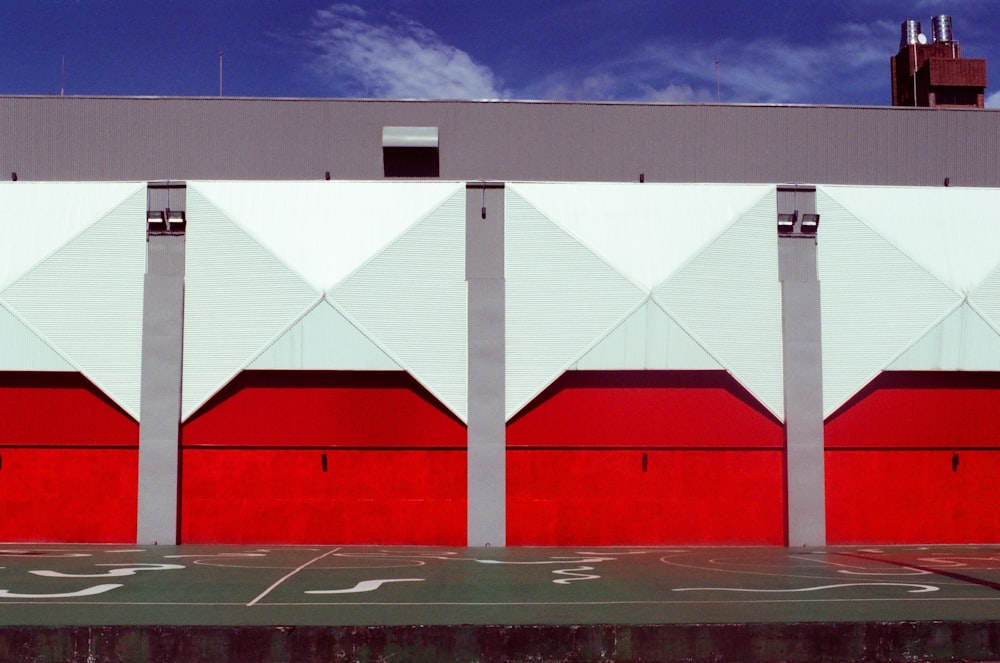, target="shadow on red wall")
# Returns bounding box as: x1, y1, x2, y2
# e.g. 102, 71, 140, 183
507, 371, 786, 546
826, 371, 1000, 544
0, 372, 138, 542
